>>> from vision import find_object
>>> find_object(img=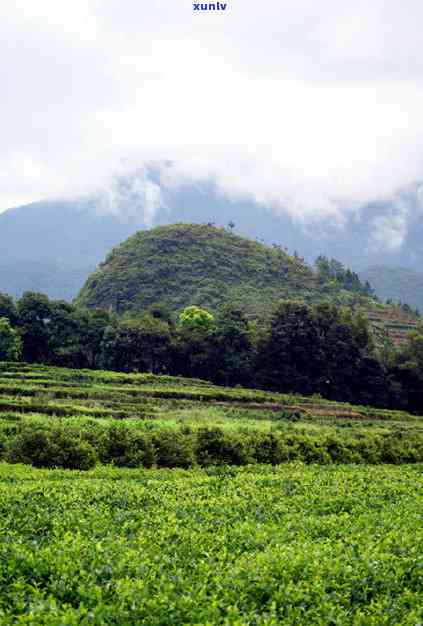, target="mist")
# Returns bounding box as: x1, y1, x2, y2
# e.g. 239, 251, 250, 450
2, 0, 423, 252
